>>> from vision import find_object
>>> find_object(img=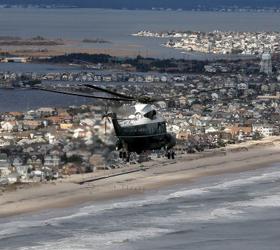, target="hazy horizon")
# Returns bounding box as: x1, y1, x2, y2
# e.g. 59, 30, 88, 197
0, 0, 280, 10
